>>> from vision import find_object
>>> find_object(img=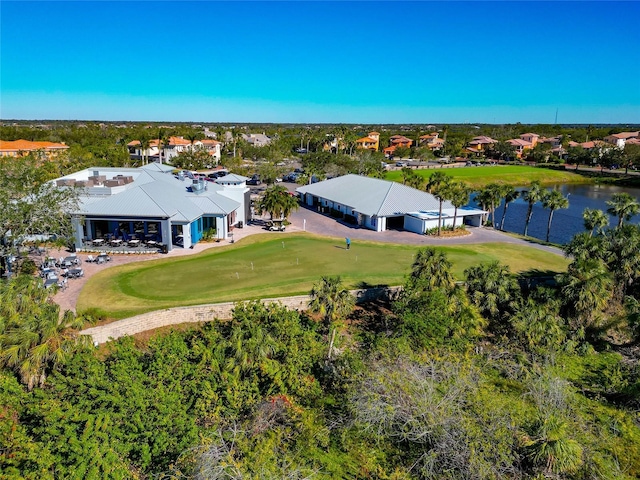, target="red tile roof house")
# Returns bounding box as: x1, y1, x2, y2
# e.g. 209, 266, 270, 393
603, 131, 640, 149
519, 133, 540, 147
0, 139, 69, 159
507, 138, 533, 158
384, 135, 414, 157
466, 136, 498, 155
419, 133, 445, 151
356, 132, 380, 151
